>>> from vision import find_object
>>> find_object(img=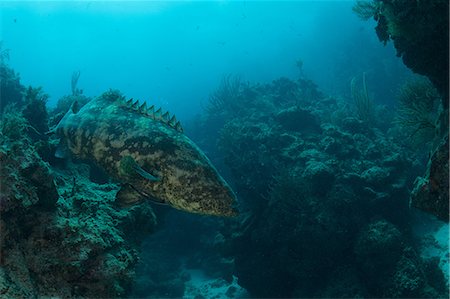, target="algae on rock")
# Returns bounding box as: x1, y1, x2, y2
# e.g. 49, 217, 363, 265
194, 76, 448, 298
0, 77, 157, 297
